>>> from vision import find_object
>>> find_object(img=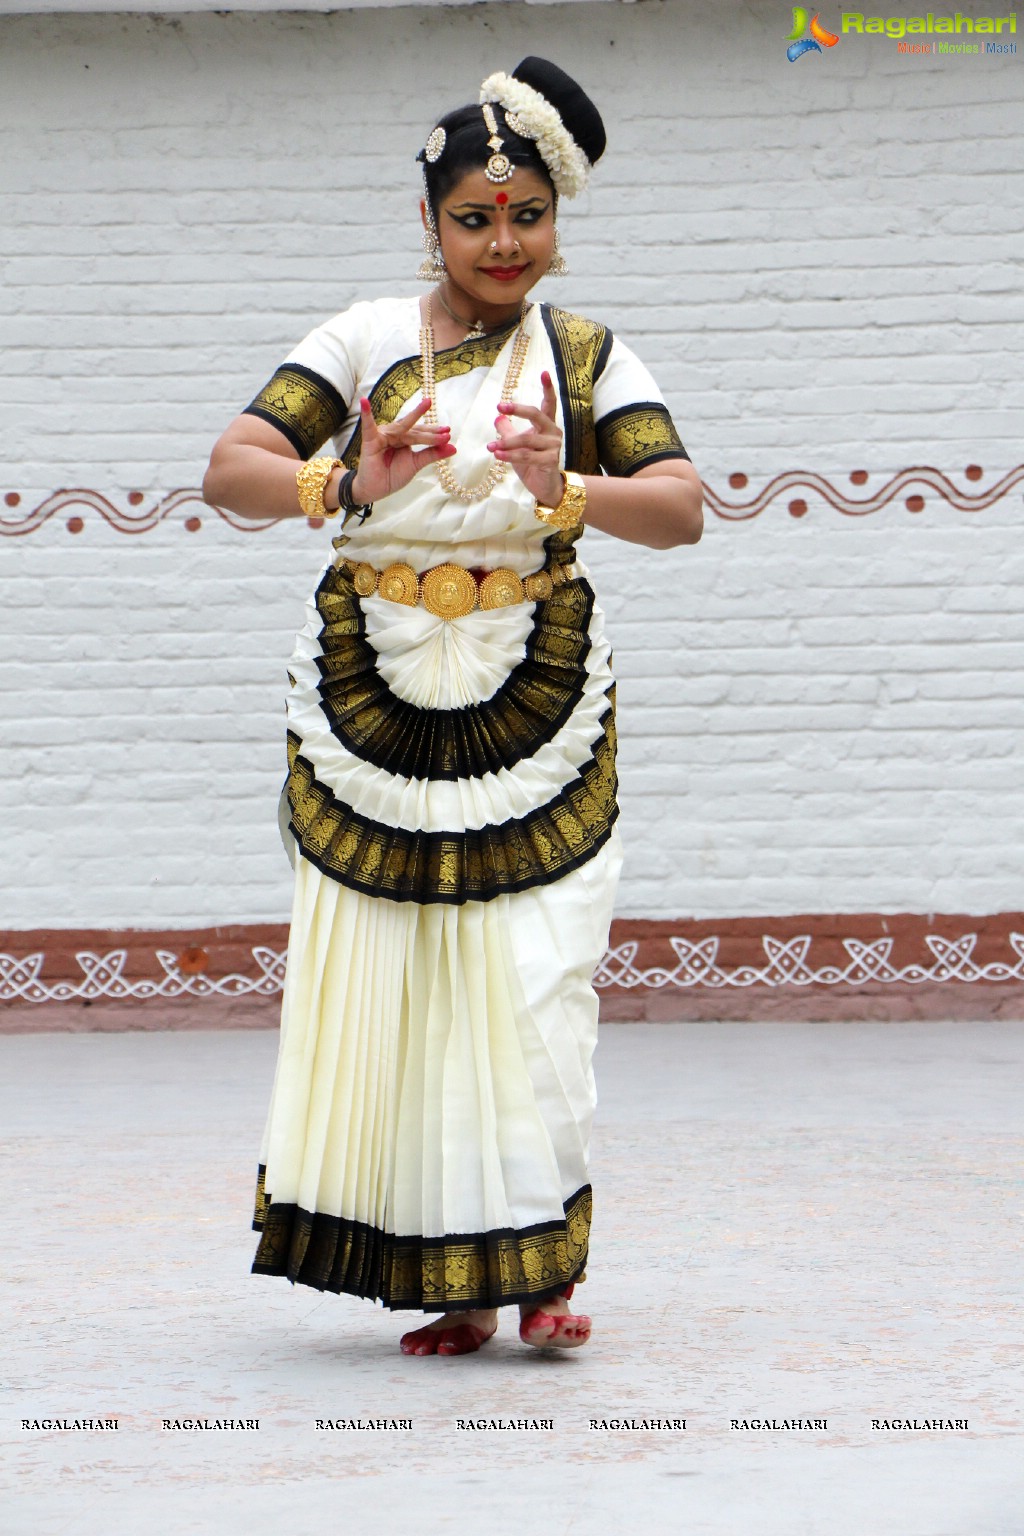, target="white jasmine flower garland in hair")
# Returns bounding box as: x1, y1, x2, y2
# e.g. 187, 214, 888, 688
479, 72, 591, 198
